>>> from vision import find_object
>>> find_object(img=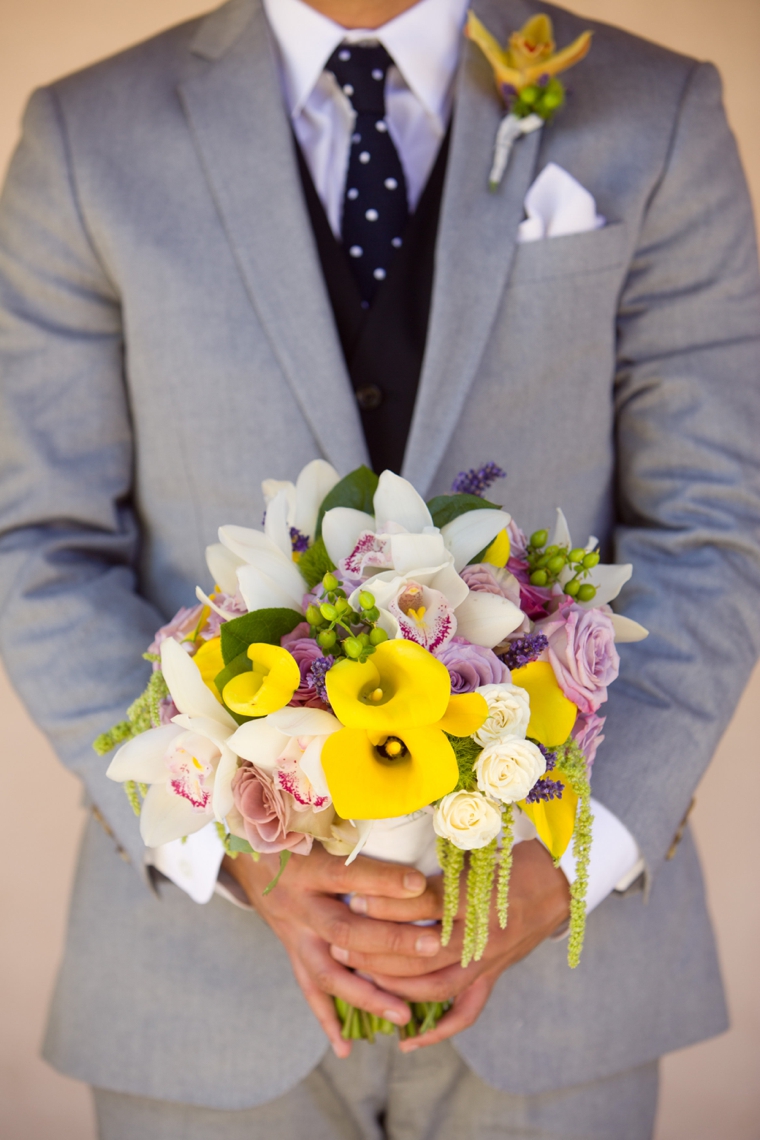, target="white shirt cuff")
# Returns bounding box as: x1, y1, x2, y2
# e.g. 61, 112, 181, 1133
147, 822, 225, 904
558, 796, 643, 914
